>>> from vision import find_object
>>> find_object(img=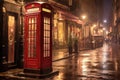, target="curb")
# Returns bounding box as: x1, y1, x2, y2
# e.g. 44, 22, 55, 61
52, 48, 90, 62
52, 54, 75, 62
